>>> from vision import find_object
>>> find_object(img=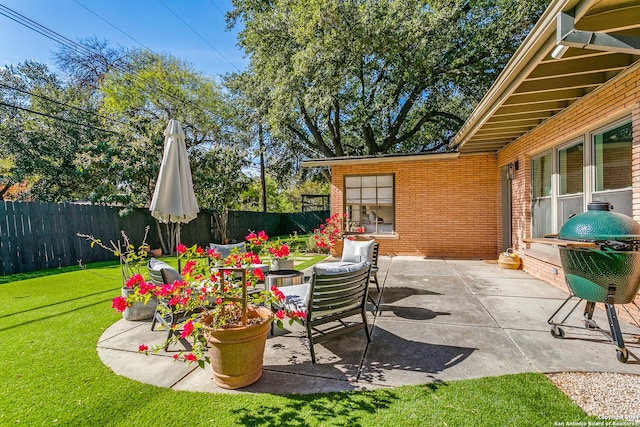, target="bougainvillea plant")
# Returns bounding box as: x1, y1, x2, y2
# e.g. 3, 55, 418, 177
311, 213, 354, 252
112, 239, 306, 367
246, 230, 292, 260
